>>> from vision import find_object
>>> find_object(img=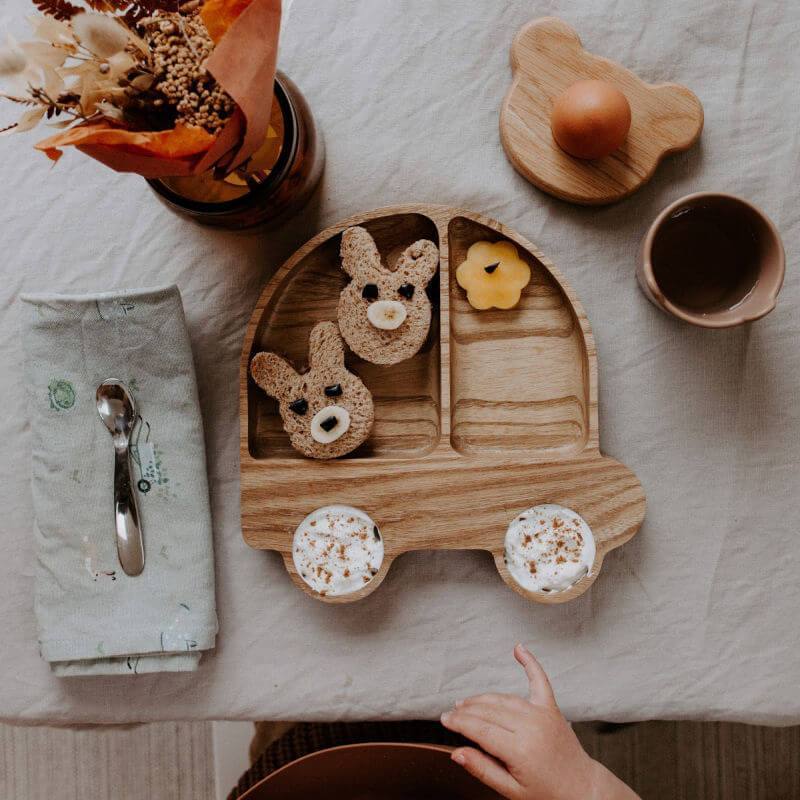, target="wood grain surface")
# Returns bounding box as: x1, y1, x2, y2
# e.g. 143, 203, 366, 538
500, 17, 704, 205
574, 722, 800, 800
0, 721, 214, 800
240, 205, 645, 603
